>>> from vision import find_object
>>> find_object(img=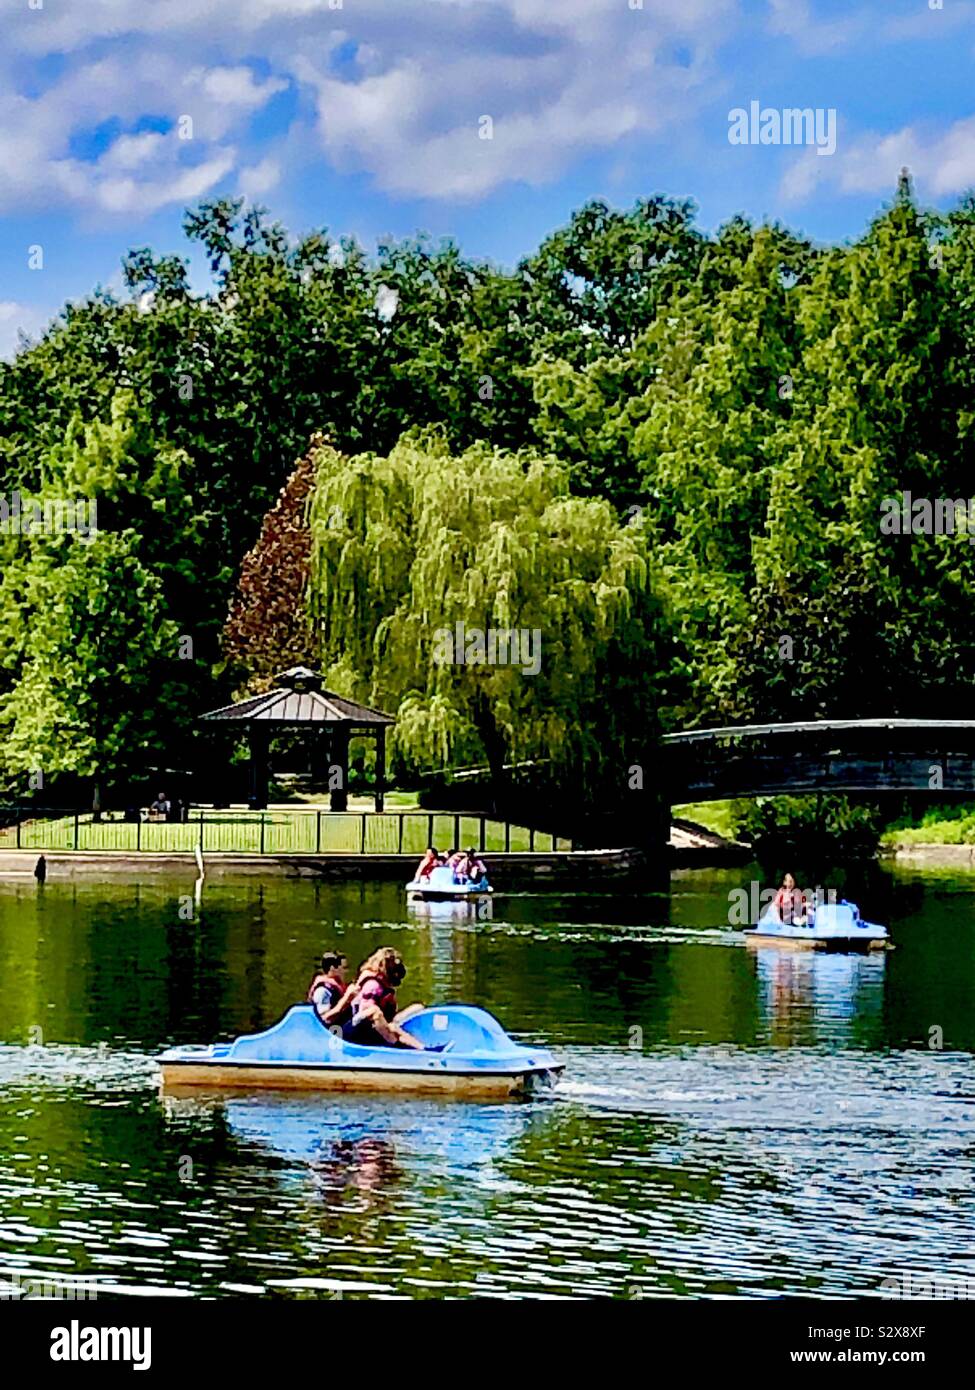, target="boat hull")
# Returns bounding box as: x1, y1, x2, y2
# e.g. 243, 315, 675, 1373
744, 930, 887, 952
160, 1060, 561, 1097
405, 877, 492, 904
